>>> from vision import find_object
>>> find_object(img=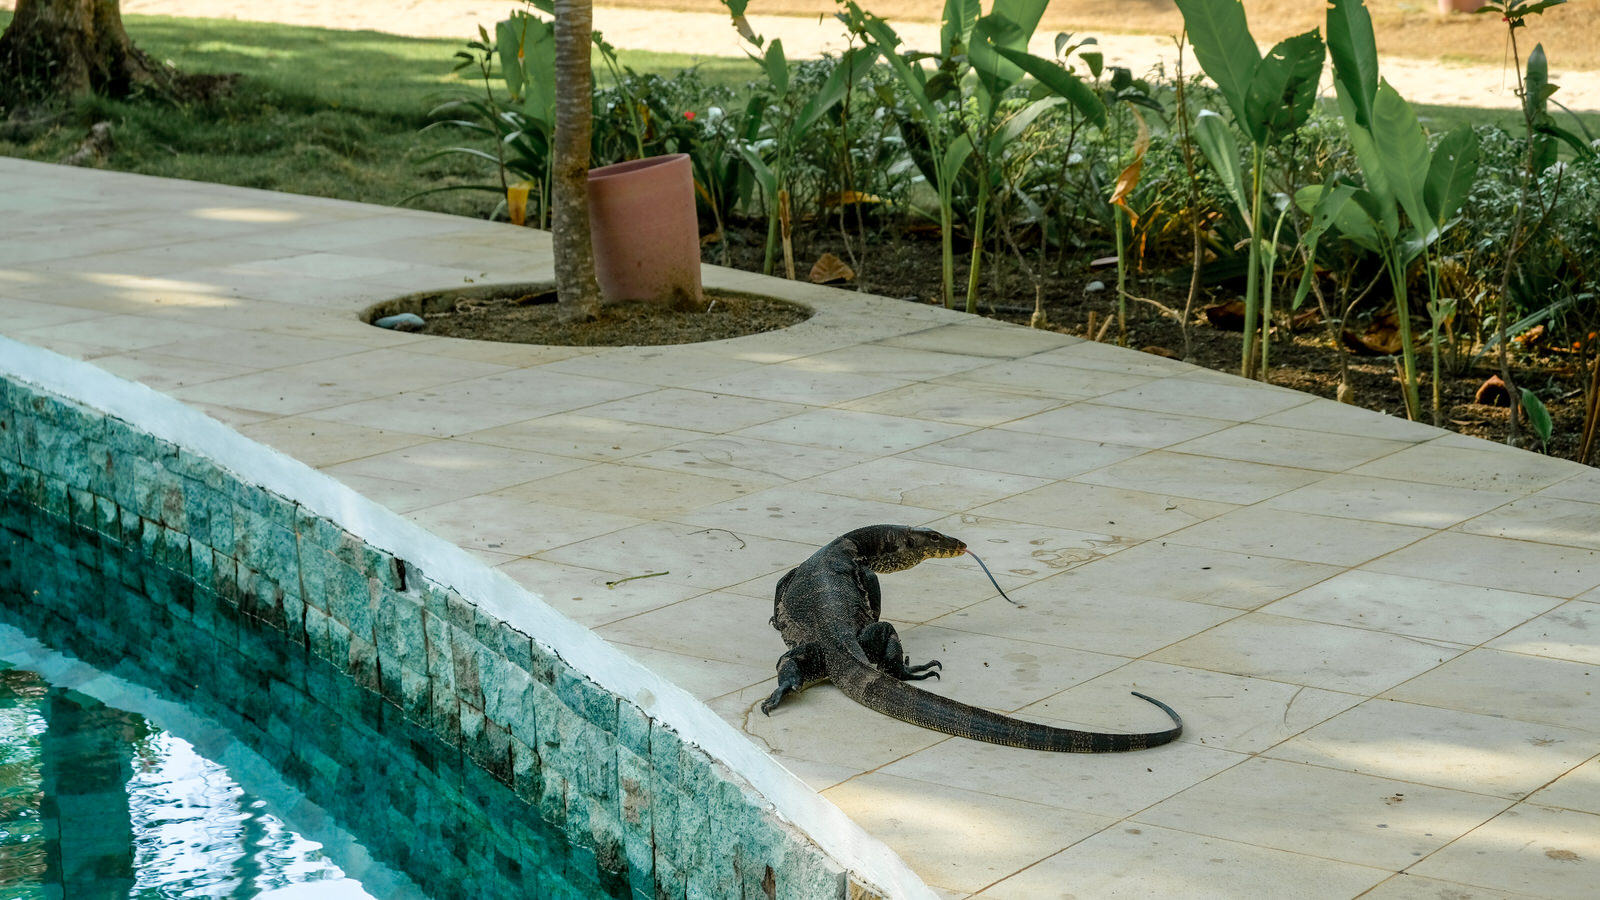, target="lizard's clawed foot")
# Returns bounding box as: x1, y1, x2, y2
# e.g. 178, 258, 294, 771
902, 658, 942, 680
